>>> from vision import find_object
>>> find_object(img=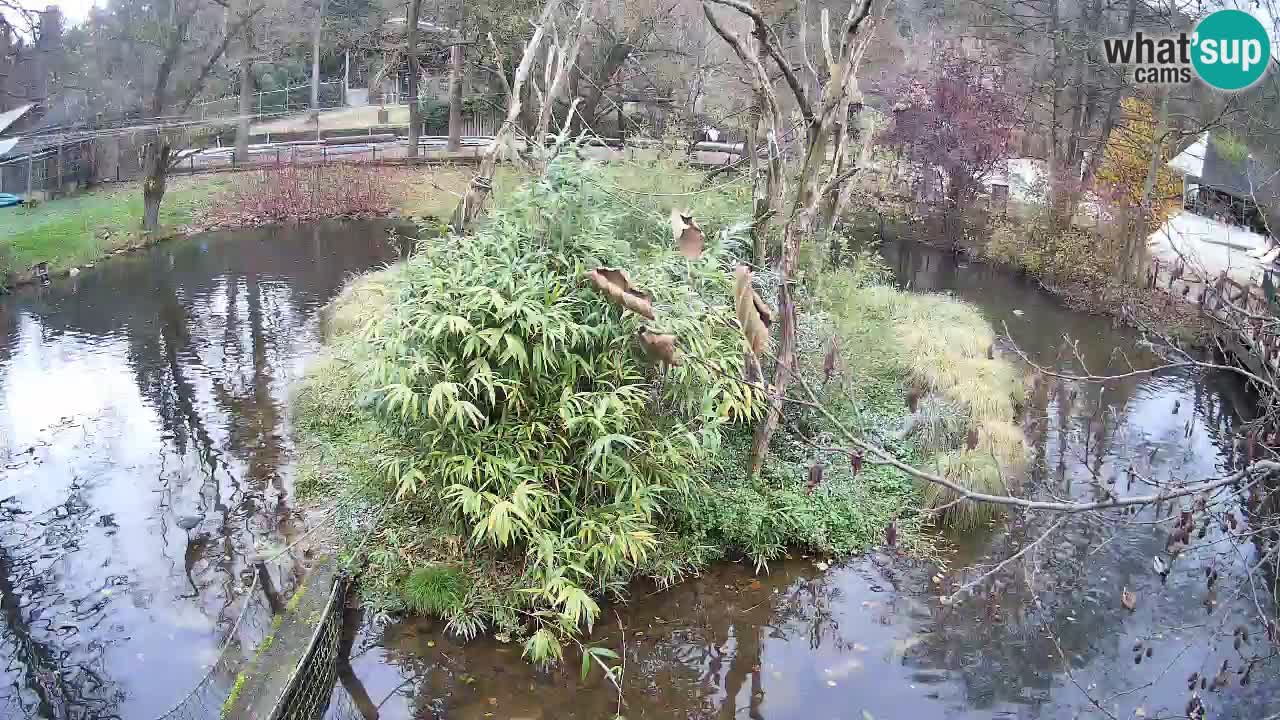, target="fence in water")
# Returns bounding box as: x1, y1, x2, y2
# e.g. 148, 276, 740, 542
144, 565, 361, 720
151, 573, 276, 720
